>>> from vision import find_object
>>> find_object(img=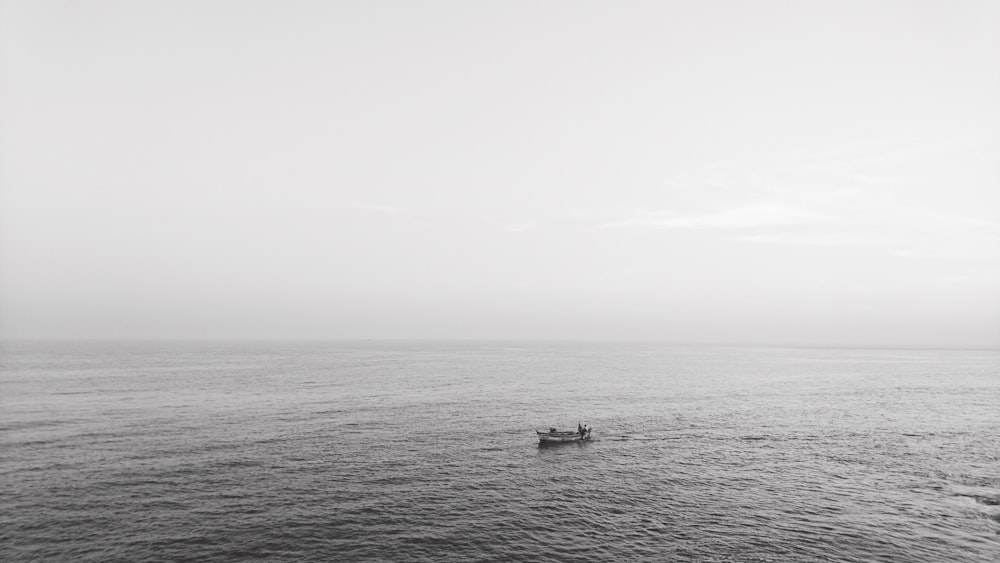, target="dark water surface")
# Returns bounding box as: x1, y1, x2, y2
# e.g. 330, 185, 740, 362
2, 341, 998, 562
